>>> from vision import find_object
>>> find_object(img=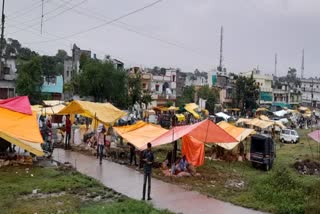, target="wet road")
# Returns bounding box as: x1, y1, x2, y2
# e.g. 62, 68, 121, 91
53, 149, 264, 214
